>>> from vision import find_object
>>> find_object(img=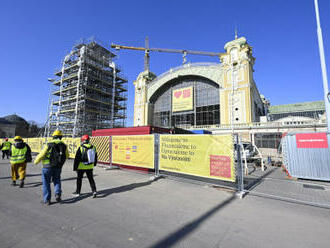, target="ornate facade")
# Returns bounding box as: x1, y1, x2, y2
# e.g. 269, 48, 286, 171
133, 37, 267, 128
